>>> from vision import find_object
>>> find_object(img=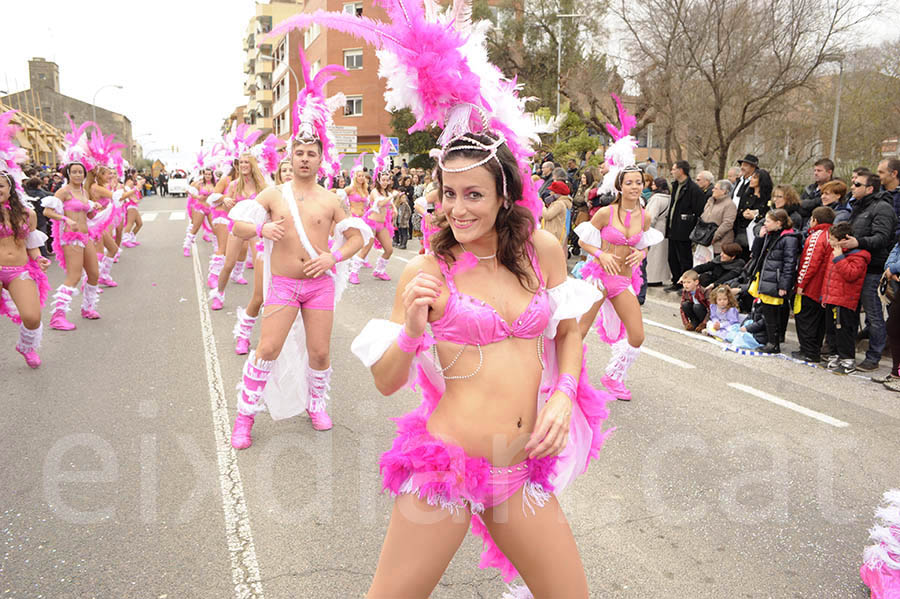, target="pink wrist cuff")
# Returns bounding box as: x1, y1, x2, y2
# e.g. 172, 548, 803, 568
397, 328, 433, 355
555, 373, 578, 401
331, 250, 343, 263
256, 222, 264, 238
